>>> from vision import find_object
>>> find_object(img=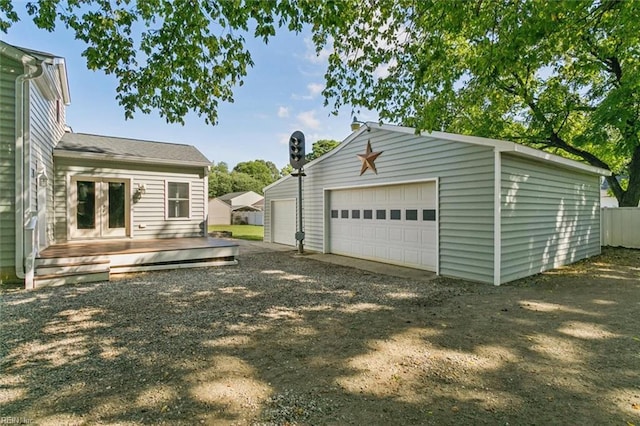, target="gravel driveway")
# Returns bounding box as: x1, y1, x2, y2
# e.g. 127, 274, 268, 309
1, 246, 638, 425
